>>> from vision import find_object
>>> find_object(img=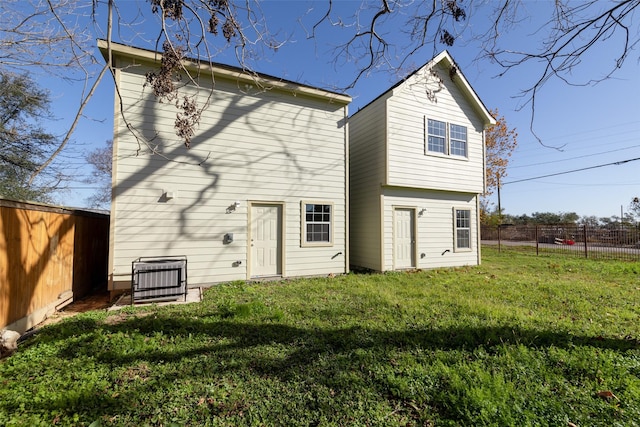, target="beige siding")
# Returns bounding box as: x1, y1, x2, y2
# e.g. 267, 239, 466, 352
386, 63, 486, 193
349, 53, 490, 272
348, 96, 389, 270
381, 188, 479, 270
110, 59, 347, 289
